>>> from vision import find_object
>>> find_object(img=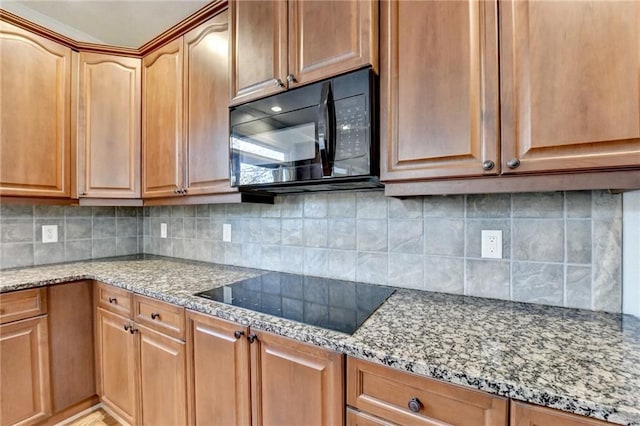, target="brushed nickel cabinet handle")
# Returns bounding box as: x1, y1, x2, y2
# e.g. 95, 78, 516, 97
482, 160, 495, 171
507, 158, 521, 169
